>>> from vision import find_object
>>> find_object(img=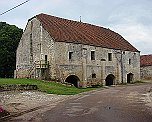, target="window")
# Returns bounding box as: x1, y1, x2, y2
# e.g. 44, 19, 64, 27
30, 33, 32, 43
45, 55, 48, 62
31, 21, 33, 31
92, 73, 96, 78
69, 52, 73, 60
45, 55, 48, 68
91, 51, 95, 60
108, 53, 112, 61
29, 33, 33, 63
129, 58, 131, 65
